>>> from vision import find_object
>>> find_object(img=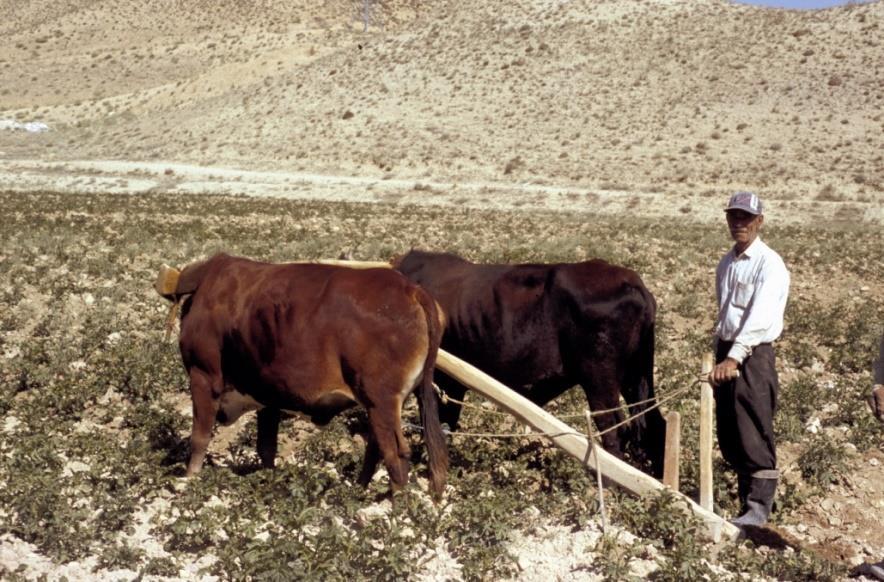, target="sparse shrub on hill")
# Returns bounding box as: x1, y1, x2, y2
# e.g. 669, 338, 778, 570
4, 0, 882, 197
